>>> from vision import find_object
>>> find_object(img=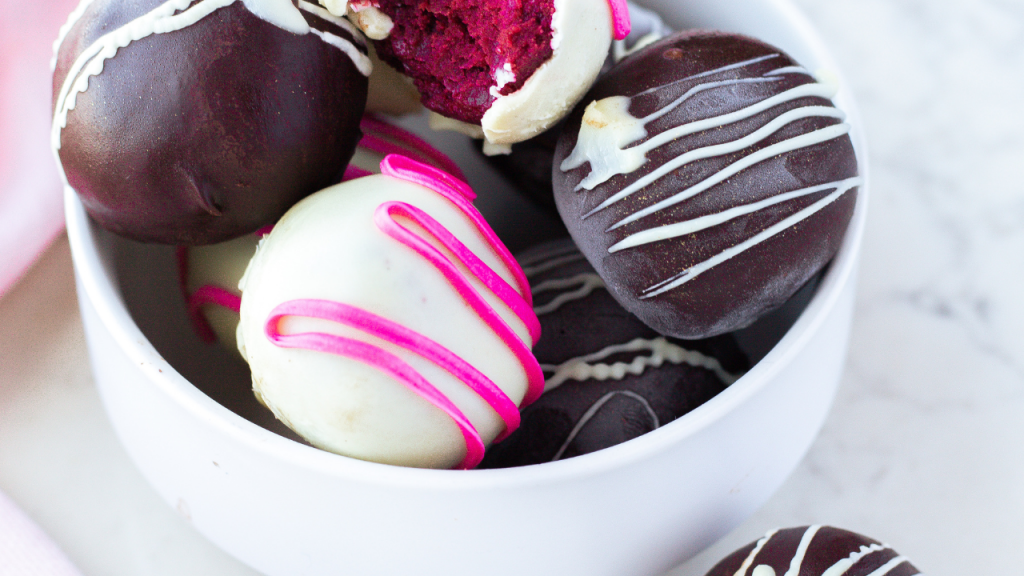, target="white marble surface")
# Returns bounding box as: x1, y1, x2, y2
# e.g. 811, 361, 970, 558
2, 0, 1023, 574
